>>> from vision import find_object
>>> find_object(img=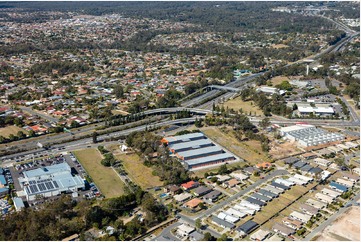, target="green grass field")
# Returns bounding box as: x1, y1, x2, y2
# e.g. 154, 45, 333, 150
73, 148, 125, 198
116, 153, 163, 189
